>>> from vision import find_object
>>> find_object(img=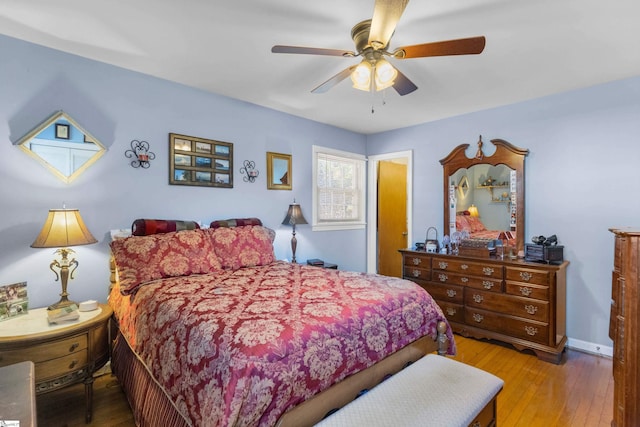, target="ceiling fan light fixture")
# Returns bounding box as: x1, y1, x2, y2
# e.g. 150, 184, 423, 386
351, 61, 372, 91
374, 59, 397, 91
